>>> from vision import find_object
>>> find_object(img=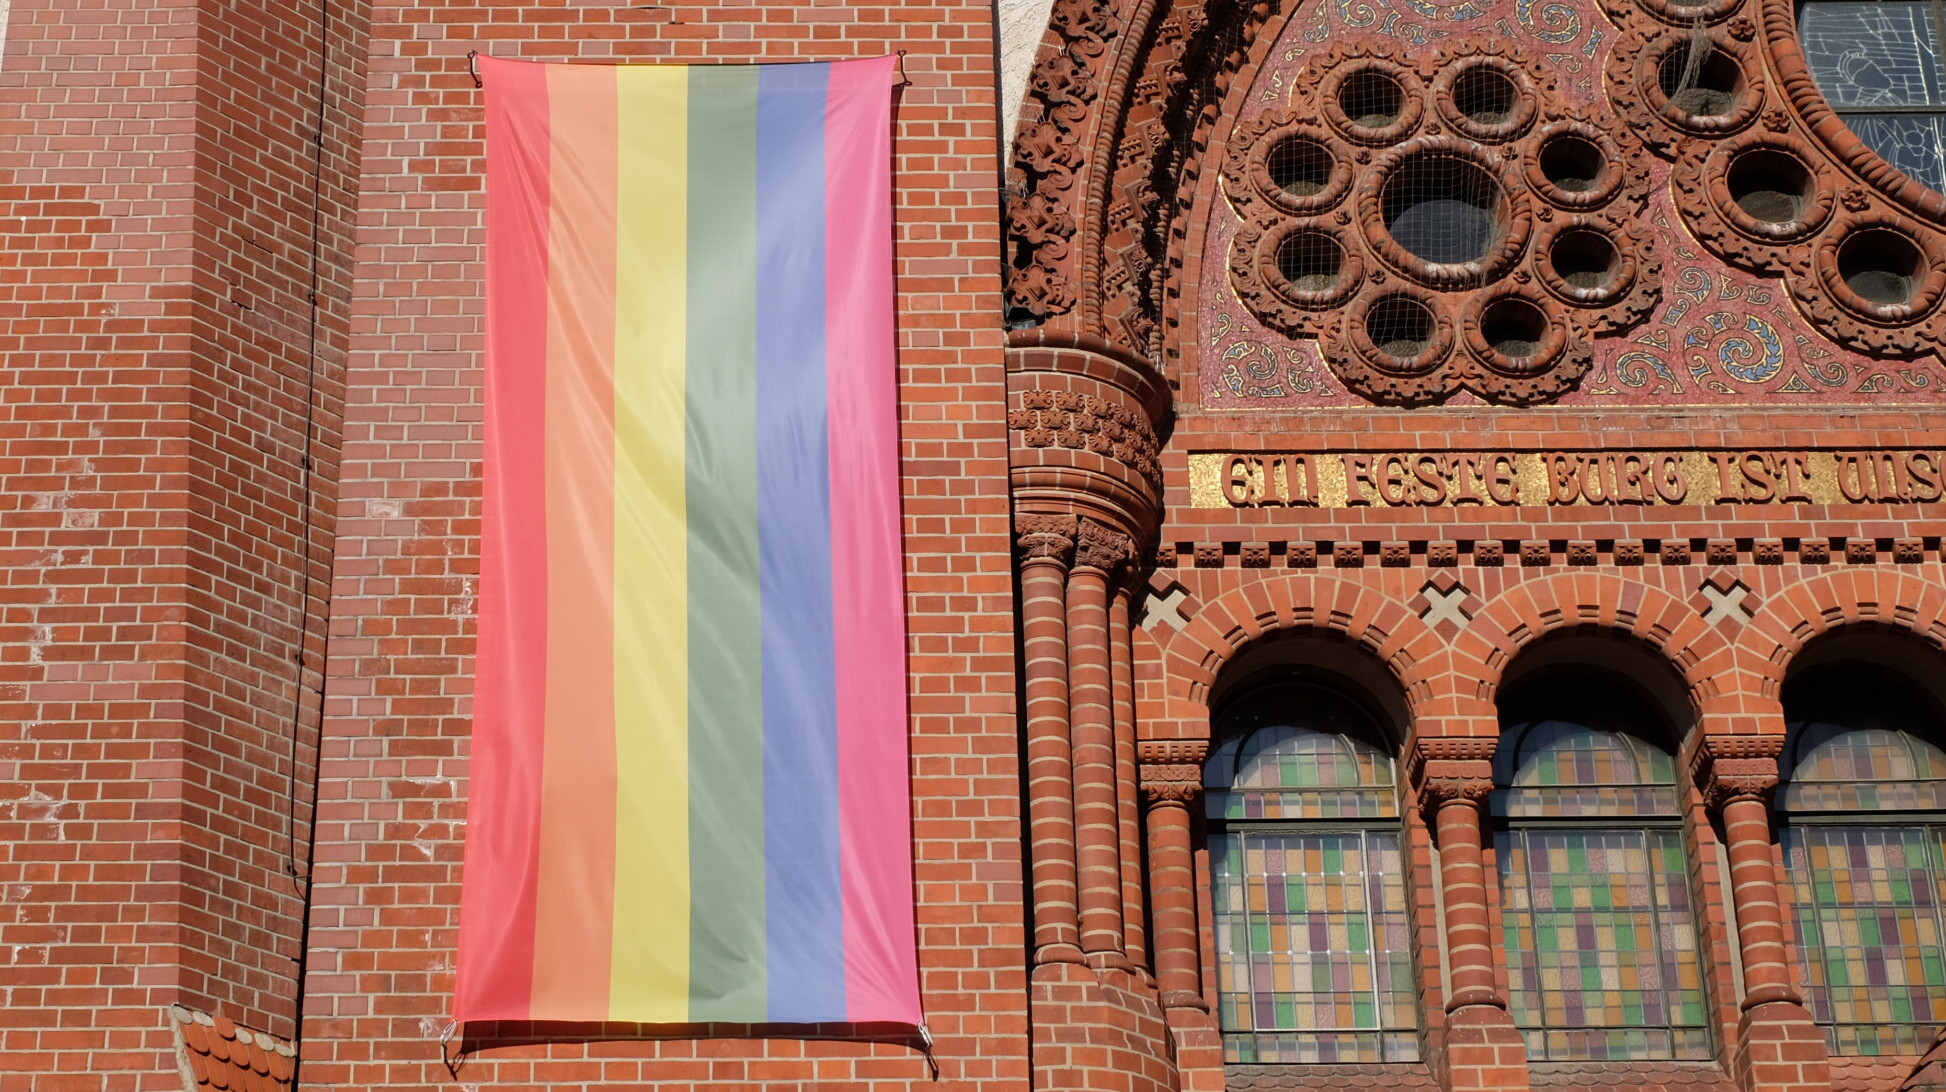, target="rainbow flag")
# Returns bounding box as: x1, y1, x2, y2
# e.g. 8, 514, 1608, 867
457, 55, 917, 1026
